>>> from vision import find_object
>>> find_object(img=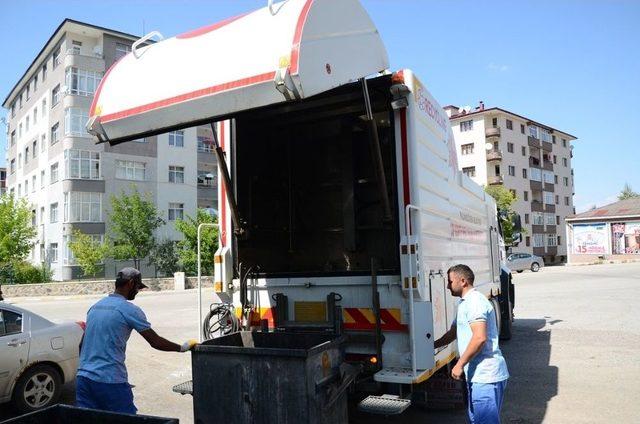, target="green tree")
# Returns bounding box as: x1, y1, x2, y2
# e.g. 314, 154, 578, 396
175, 209, 218, 276
108, 188, 164, 270
0, 195, 37, 265
618, 183, 639, 201
68, 230, 110, 277
484, 185, 520, 246
148, 239, 180, 276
